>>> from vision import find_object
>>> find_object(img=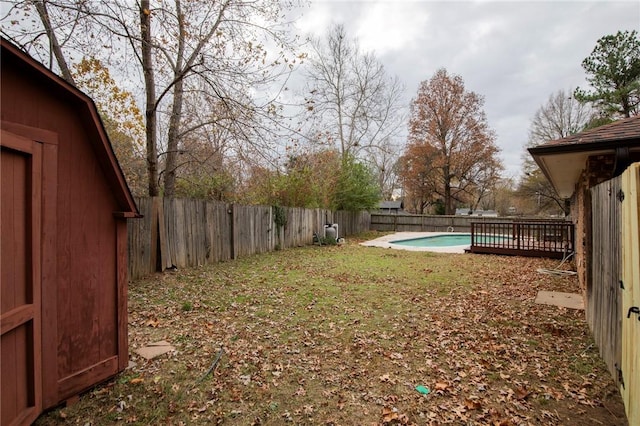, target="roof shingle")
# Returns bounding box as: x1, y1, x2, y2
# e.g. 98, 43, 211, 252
541, 115, 640, 147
